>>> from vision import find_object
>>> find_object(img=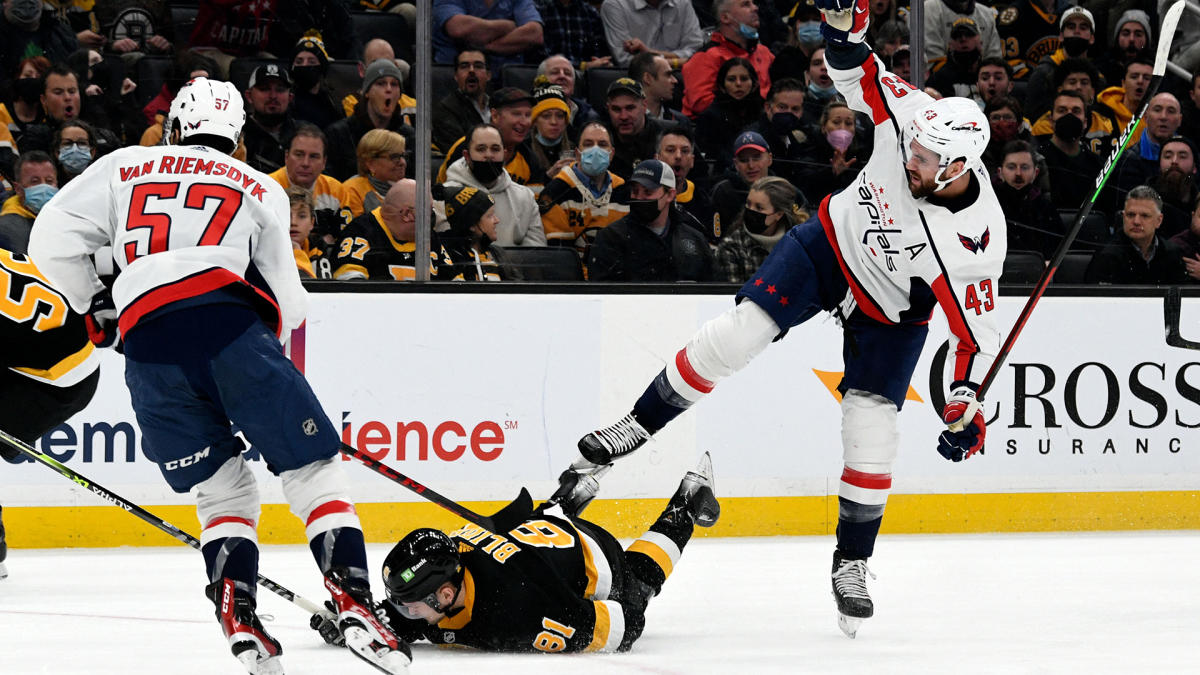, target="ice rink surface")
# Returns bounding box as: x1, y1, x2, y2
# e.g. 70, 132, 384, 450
2, 531, 1197, 674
